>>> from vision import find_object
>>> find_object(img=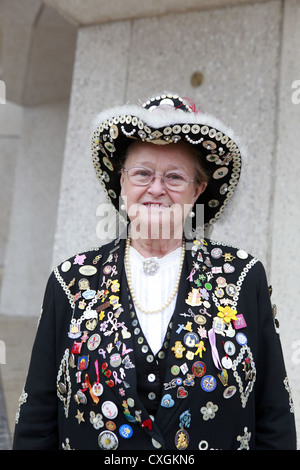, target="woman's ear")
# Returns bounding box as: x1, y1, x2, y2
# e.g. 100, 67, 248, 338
192, 182, 207, 204
120, 172, 125, 197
